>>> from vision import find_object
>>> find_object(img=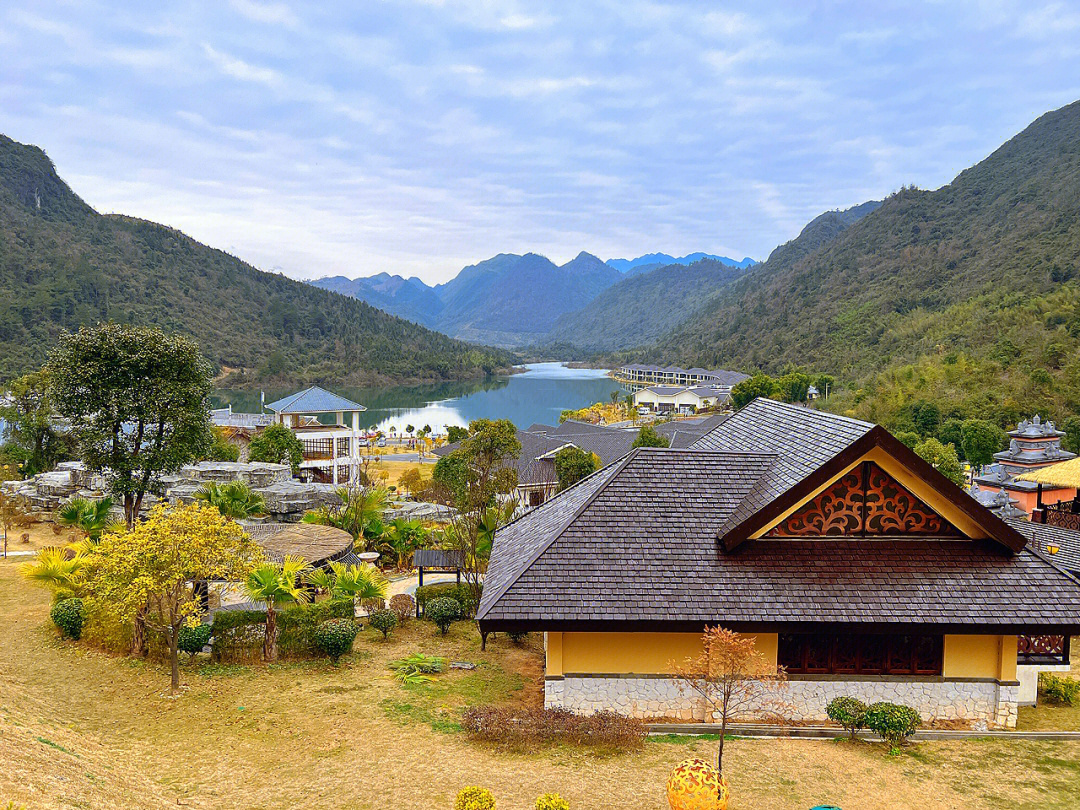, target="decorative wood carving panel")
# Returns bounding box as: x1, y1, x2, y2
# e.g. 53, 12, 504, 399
767, 461, 961, 537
